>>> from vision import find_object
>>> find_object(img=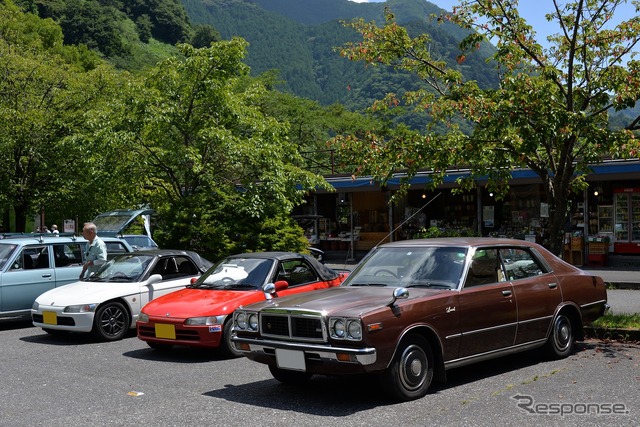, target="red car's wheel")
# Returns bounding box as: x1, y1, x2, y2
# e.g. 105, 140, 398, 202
218, 320, 244, 358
